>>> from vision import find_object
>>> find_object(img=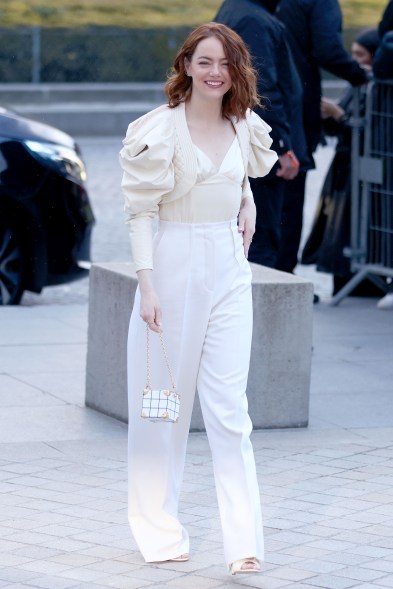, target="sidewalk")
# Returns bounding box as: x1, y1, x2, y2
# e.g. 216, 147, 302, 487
1, 137, 393, 588
1, 292, 393, 589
